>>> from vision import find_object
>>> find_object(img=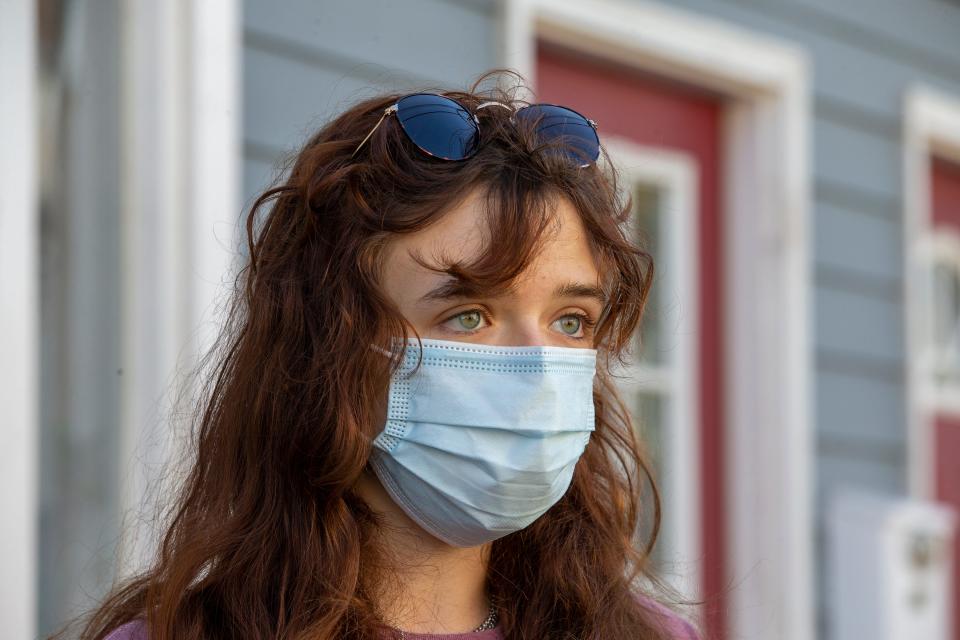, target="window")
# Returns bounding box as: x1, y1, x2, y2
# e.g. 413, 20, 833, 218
925, 233, 960, 391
